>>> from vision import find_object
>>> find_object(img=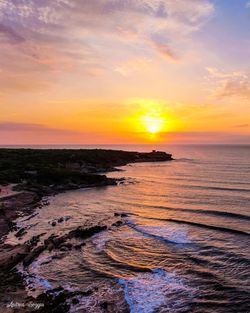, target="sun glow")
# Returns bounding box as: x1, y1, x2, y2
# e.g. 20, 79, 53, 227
141, 115, 165, 134
125, 98, 179, 142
